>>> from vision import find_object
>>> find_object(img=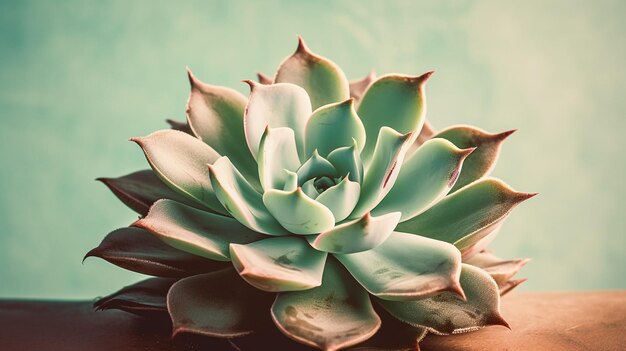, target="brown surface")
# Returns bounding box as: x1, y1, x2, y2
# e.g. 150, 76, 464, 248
0, 291, 624, 351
